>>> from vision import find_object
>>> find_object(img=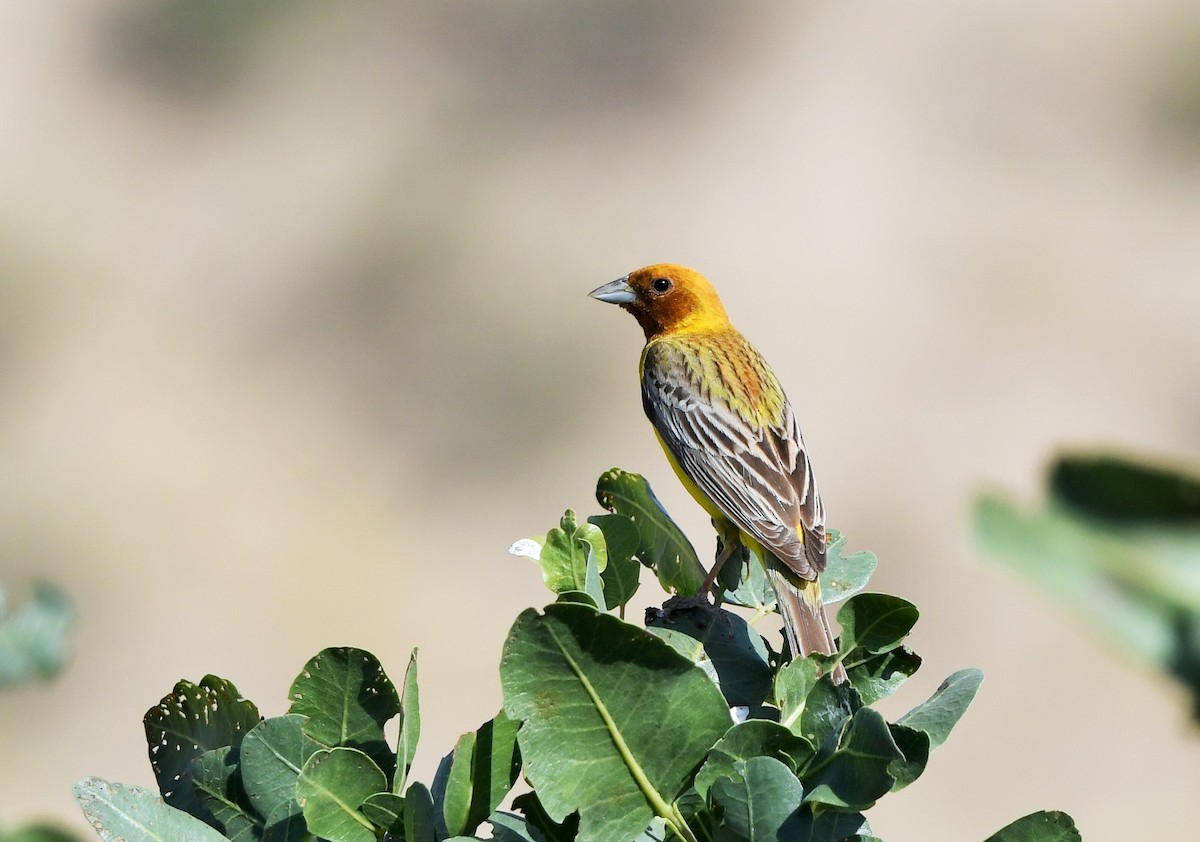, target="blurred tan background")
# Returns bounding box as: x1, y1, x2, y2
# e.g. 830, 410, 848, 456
3, 2, 1200, 839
